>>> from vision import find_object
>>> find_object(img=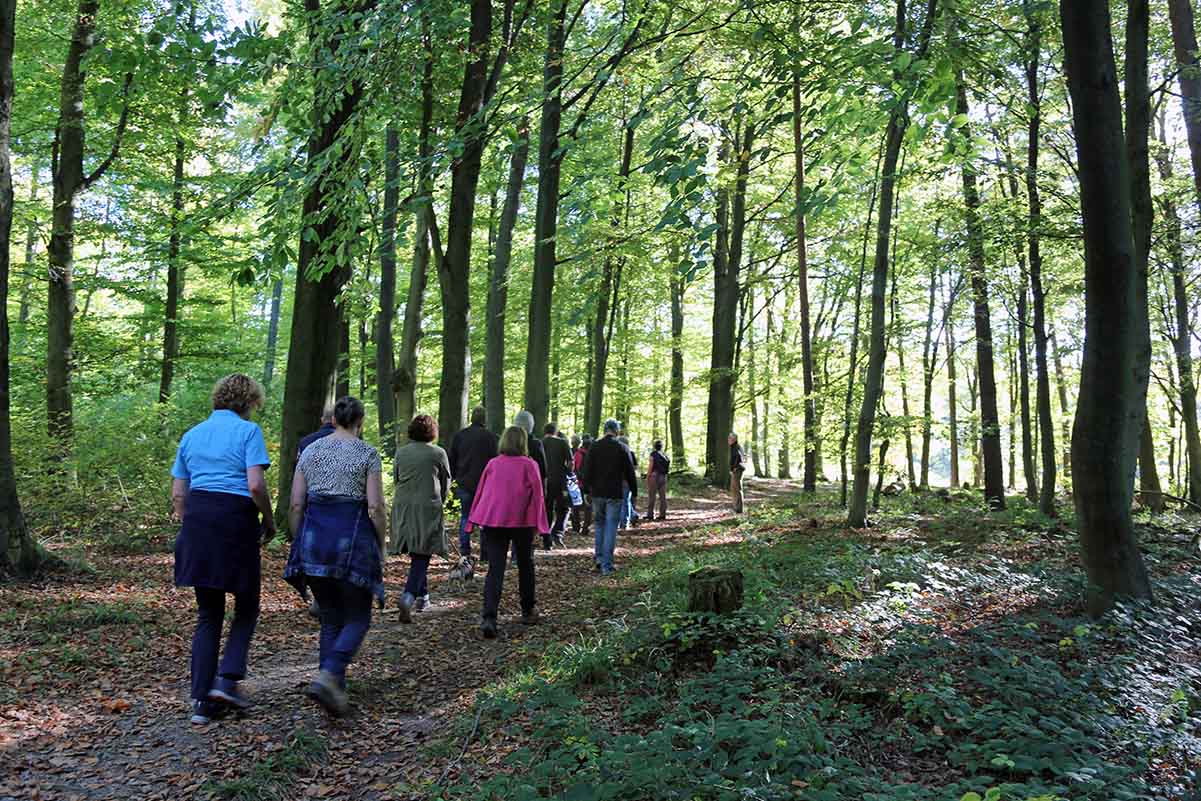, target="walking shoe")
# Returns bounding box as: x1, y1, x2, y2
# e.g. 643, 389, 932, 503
520, 610, 541, 626
657, 515, 666, 521
190, 699, 224, 725
415, 594, 431, 612
397, 591, 415, 623
208, 677, 250, 710
306, 669, 349, 717
480, 618, 498, 639
553, 534, 565, 548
